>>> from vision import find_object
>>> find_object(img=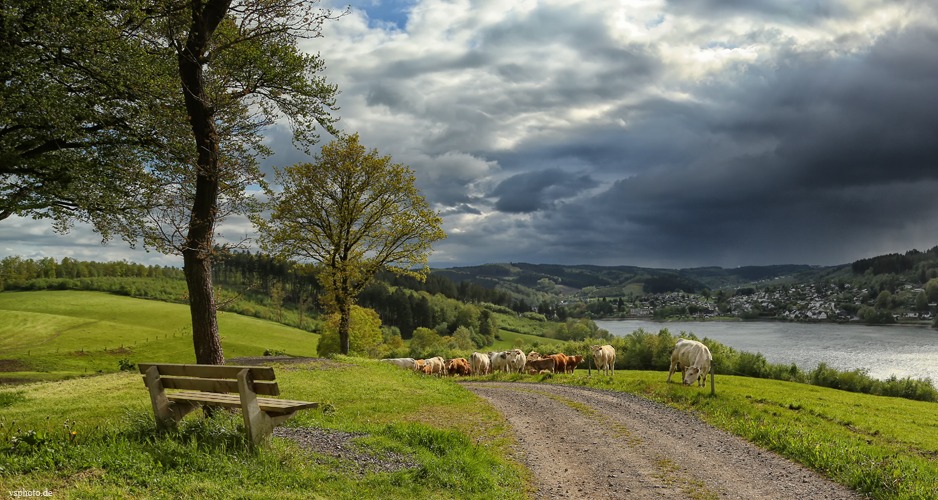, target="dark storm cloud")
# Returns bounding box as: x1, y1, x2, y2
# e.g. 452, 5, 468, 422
508, 23, 938, 267
491, 169, 599, 213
